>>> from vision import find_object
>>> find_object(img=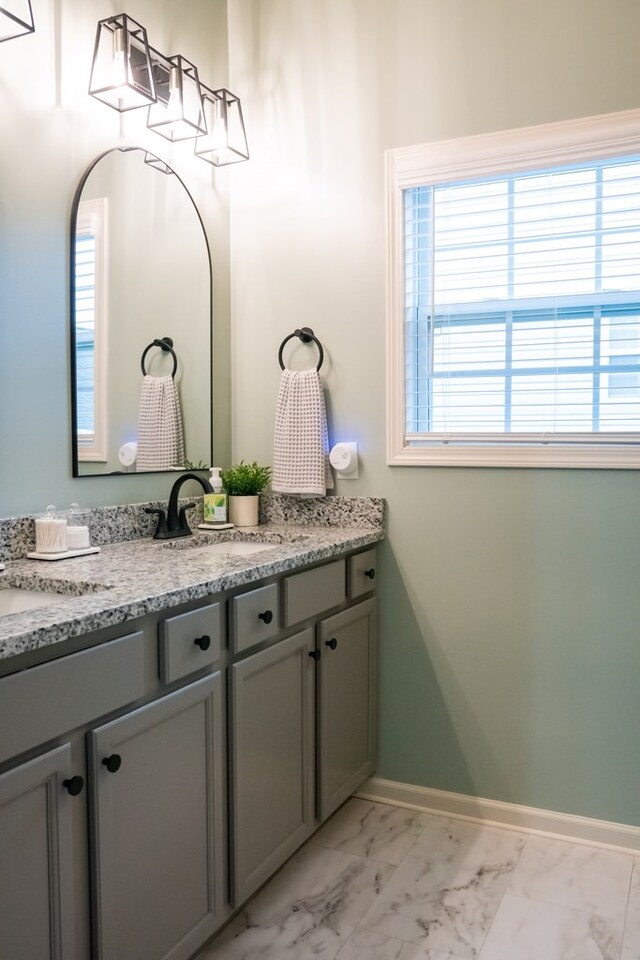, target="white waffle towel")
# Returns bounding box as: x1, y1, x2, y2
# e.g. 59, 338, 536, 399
136, 375, 185, 472
272, 369, 334, 496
